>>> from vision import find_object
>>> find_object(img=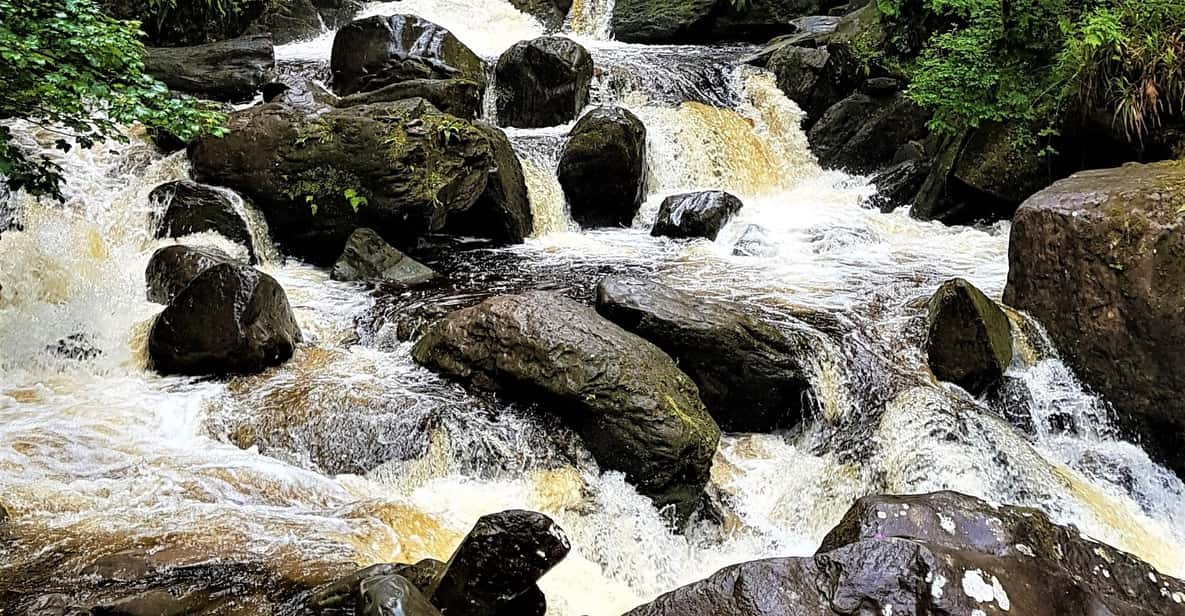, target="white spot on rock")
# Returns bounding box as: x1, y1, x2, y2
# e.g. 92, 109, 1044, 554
939, 513, 956, 533
932, 574, 947, 599
962, 569, 1010, 611
1015, 544, 1034, 557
